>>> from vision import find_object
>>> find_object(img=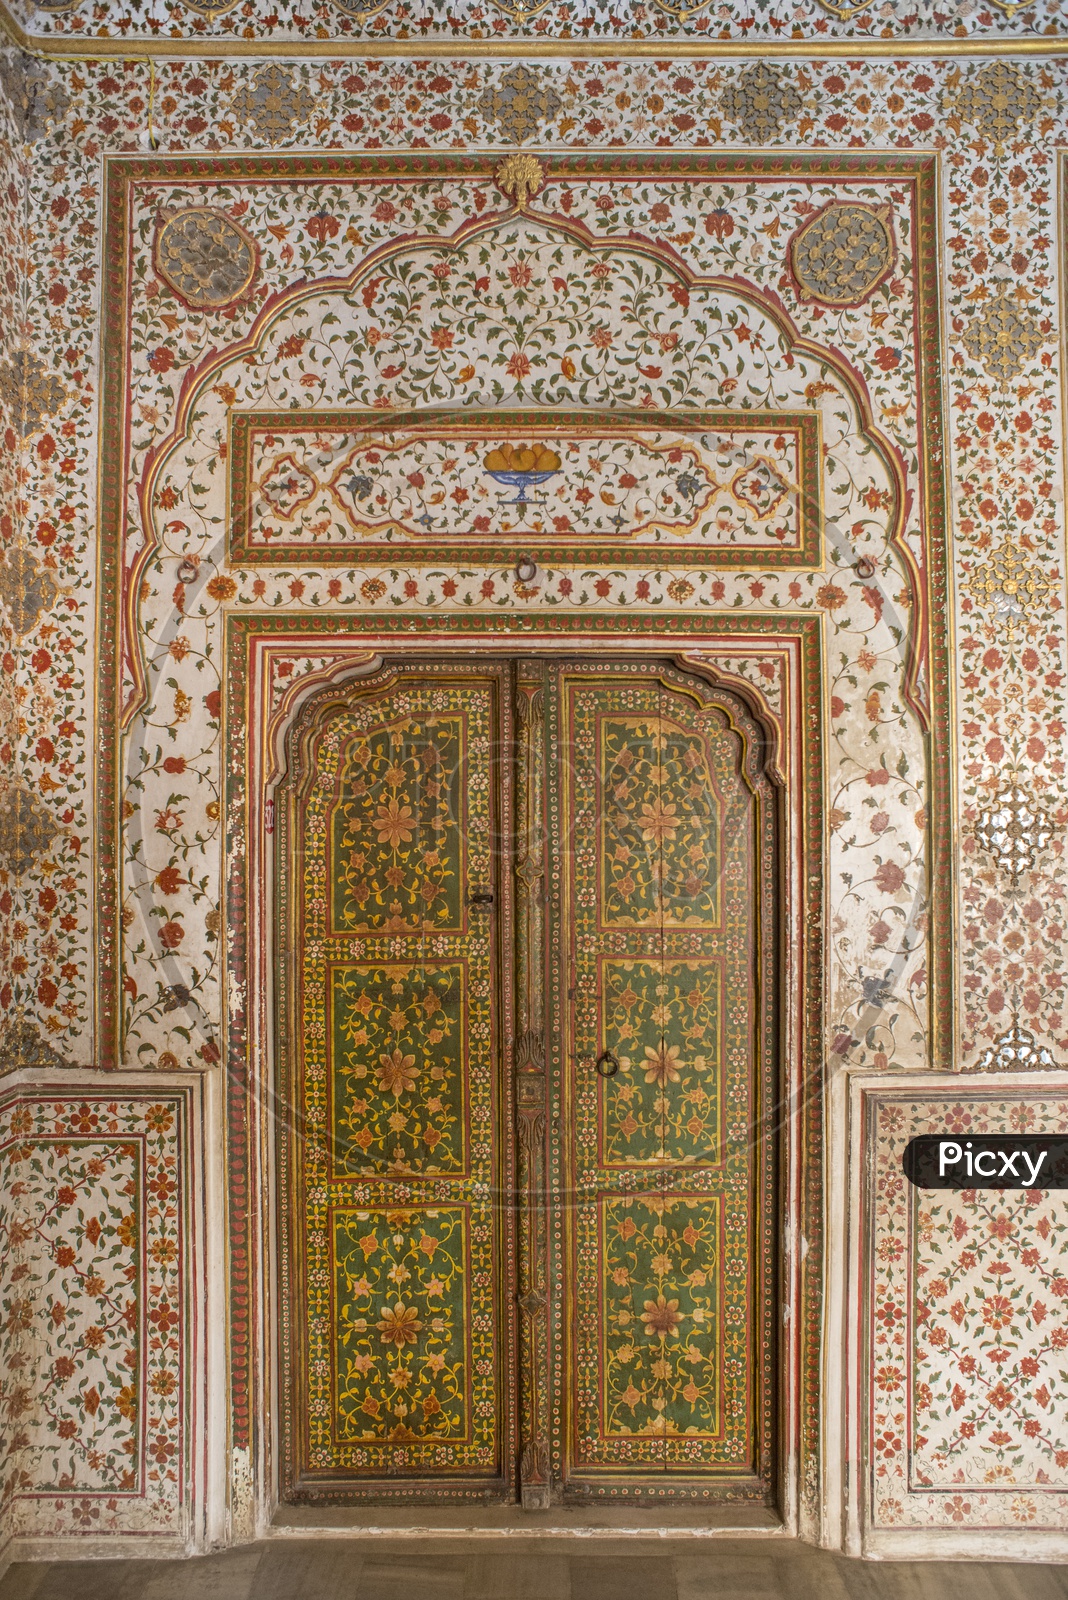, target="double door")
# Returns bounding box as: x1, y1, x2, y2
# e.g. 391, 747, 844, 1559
278, 656, 778, 1507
